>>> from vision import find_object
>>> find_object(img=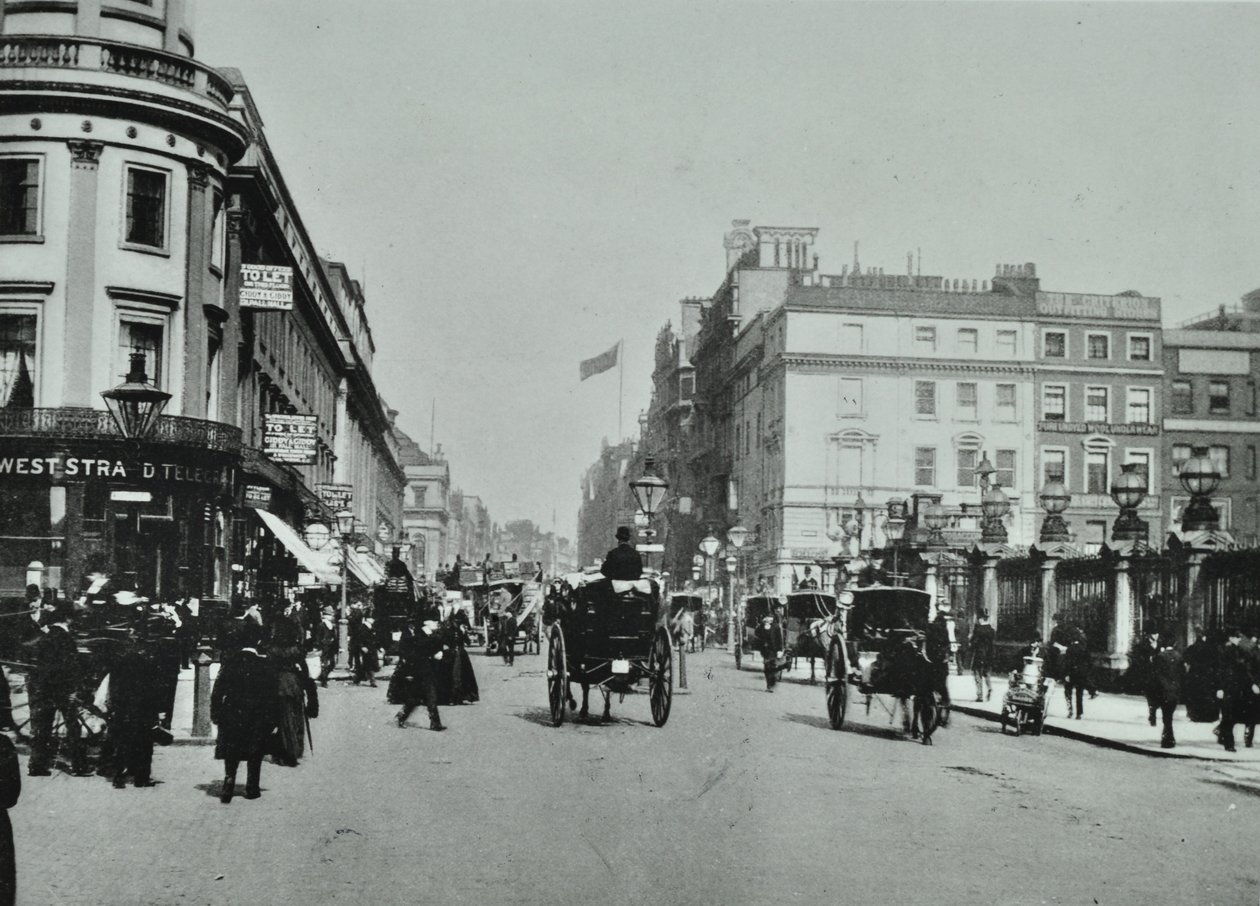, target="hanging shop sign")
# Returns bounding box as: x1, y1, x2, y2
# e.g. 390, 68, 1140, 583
263, 413, 318, 464
316, 483, 354, 512
243, 484, 273, 509
239, 264, 295, 311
